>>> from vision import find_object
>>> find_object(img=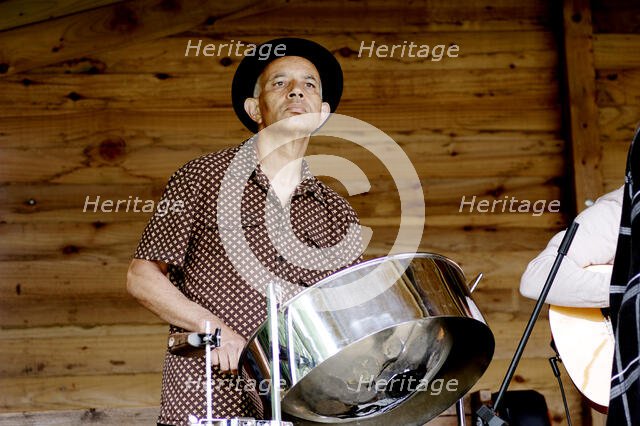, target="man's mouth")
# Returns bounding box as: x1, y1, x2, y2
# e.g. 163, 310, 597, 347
285, 103, 307, 113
